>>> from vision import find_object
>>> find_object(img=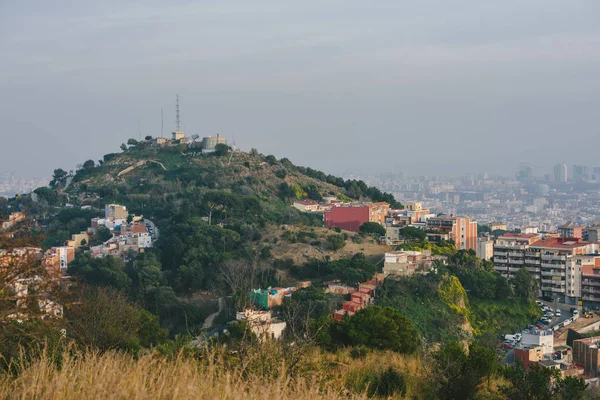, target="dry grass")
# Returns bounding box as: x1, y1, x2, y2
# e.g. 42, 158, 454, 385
0, 348, 368, 400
